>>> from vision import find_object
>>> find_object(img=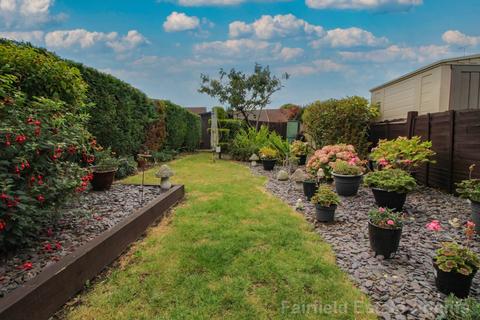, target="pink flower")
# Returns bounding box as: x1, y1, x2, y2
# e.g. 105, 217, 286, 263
379, 207, 386, 213
378, 158, 389, 167
21, 262, 33, 271
387, 220, 395, 225
426, 220, 442, 231
467, 221, 476, 228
